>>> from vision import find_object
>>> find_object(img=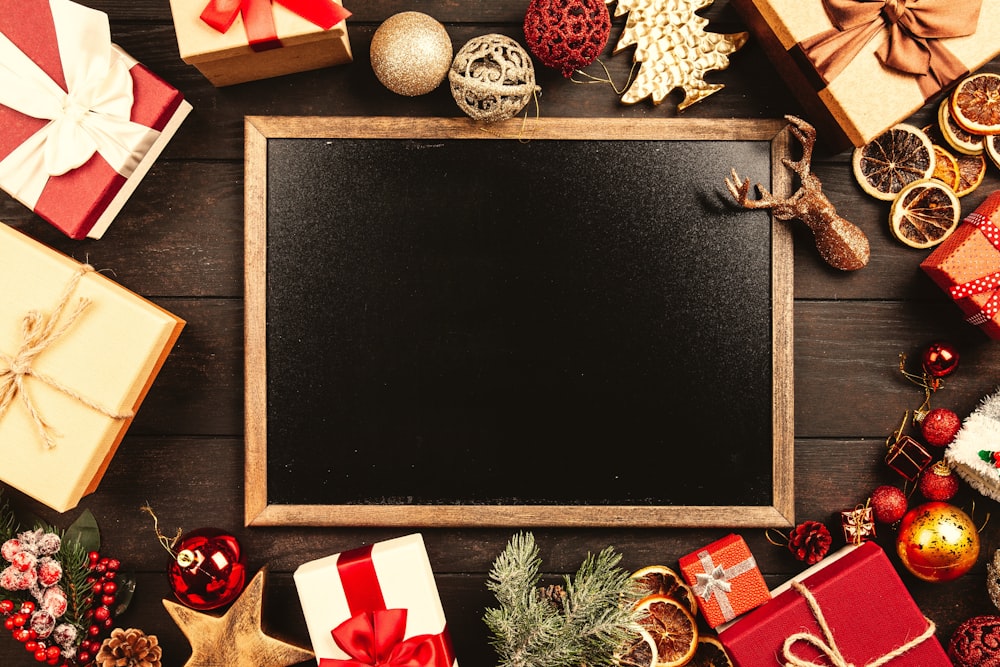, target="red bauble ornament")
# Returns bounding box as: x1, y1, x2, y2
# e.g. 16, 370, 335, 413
919, 461, 961, 501
896, 501, 980, 582
949, 615, 1000, 667
921, 407, 962, 447
523, 0, 610, 77
922, 340, 960, 378
167, 528, 246, 610
870, 485, 908, 524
